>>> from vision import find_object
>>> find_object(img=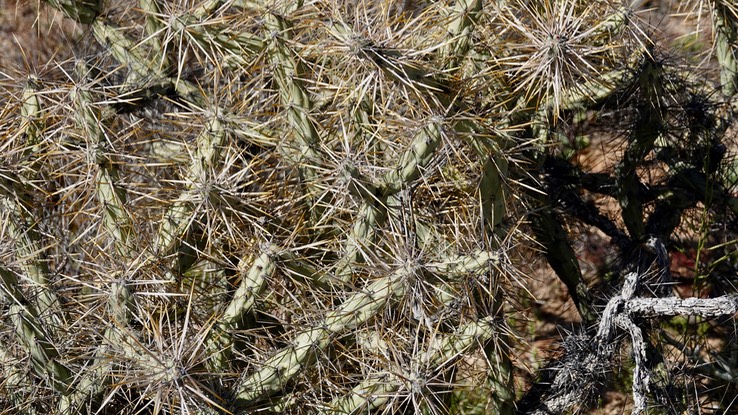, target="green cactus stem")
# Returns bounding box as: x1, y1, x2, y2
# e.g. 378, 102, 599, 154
714, 1, 738, 97
235, 249, 498, 407
0, 266, 72, 395
233, 265, 408, 405
334, 118, 443, 283
264, 12, 326, 224
72, 64, 137, 260
323, 317, 497, 415
440, 0, 482, 69
0, 346, 38, 415
43, 0, 101, 24
20, 77, 44, 157
529, 198, 597, 324
0, 176, 63, 338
